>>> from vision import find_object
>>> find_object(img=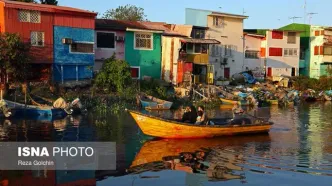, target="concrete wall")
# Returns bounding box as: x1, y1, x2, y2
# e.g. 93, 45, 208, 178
53, 26, 94, 82
244, 35, 265, 71
206, 15, 245, 79
125, 32, 162, 79
185, 8, 211, 27
94, 30, 125, 71
266, 30, 300, 76
309, 26, 325, 78
161, 36, 180, 84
